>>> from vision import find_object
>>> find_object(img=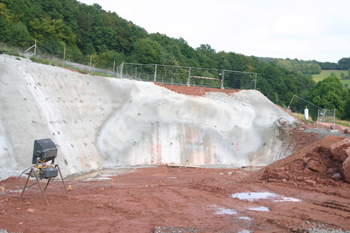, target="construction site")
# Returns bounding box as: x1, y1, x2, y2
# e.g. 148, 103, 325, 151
1, 53, 350, 232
